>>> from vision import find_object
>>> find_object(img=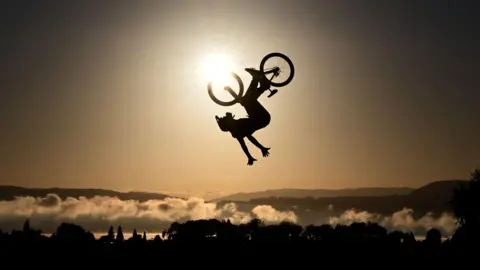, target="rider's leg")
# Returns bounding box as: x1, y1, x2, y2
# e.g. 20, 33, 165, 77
241, 69, 271, 105
243, 99, 271, 130
240, 77, 260, 106
245, 68, 271, 91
